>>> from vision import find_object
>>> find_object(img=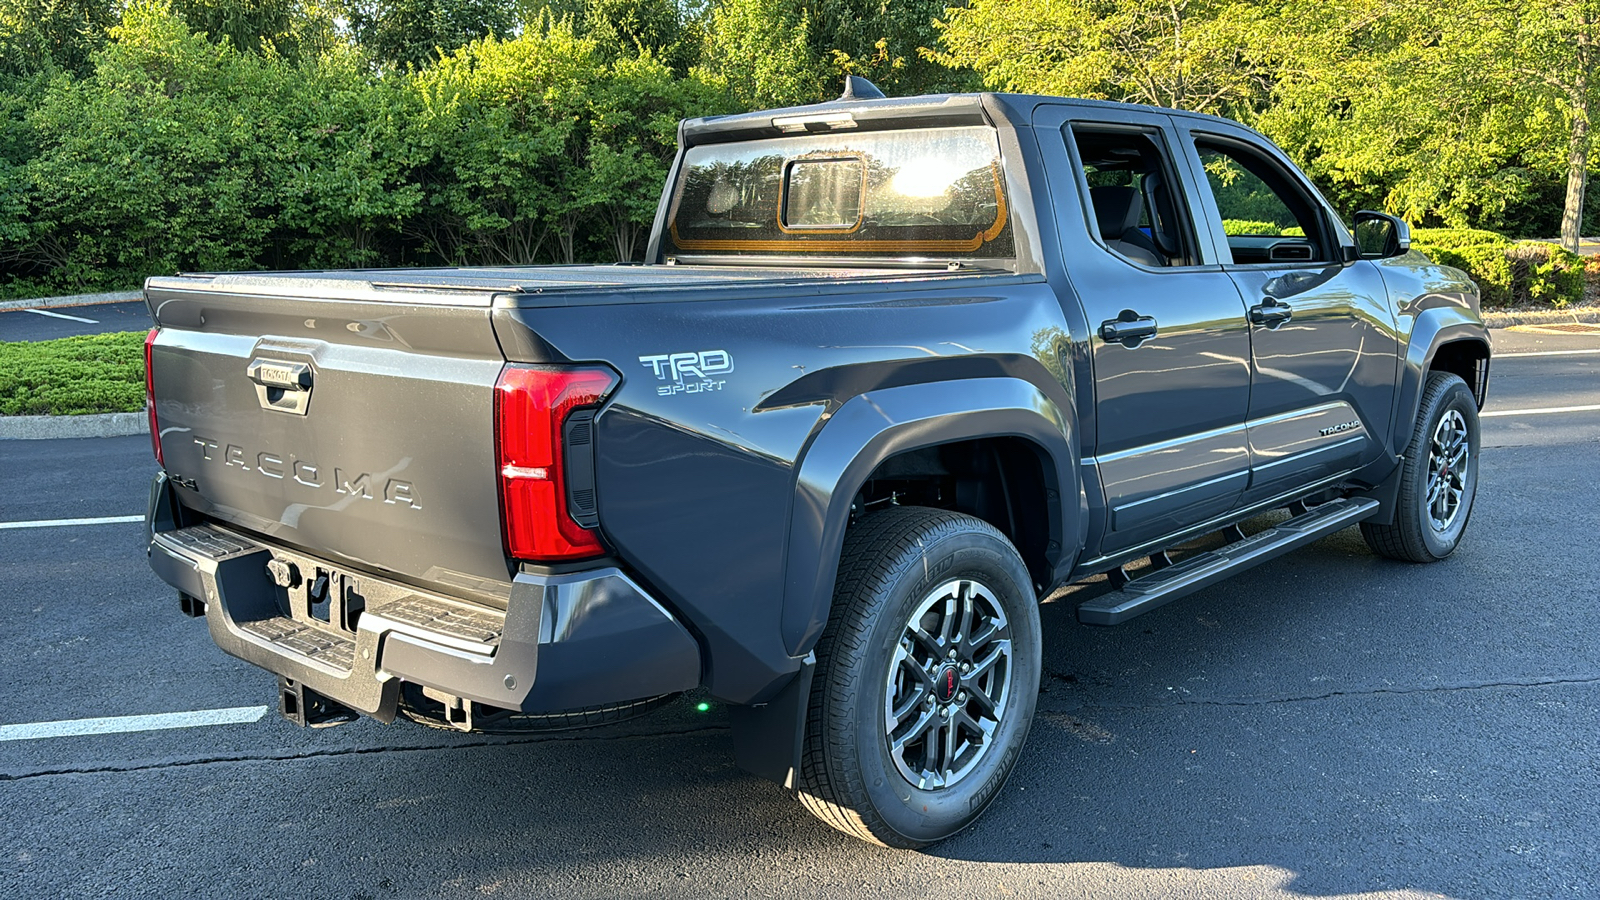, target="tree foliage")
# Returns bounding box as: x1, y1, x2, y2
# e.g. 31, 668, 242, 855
1259, 0, 1599, 248
808, 0, 971, 97
934, 0, 1277, 116
0, 0, 730, 293
13, 2, 296, 286
694, 0, 827, 109
936, 0, 1599, 246
0, 0, 118, 77
169, 0, 339, 61
337, 0, 516, 69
